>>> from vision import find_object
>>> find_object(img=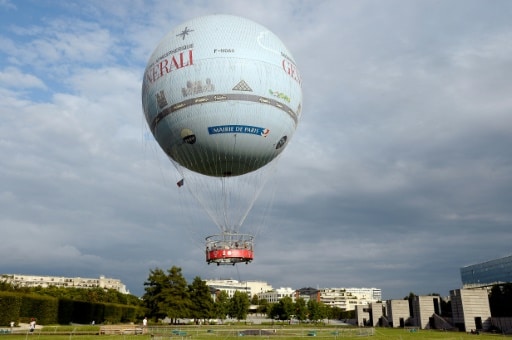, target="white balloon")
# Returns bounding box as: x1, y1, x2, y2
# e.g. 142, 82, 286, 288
142, 14, 302, 177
